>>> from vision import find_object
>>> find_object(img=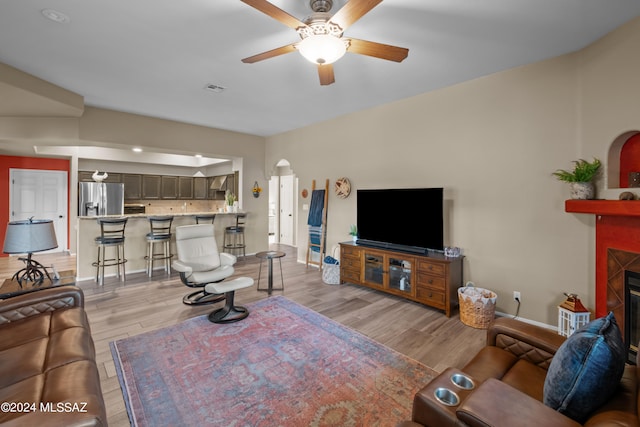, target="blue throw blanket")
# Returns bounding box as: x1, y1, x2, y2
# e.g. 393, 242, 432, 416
307, 190, 325, 226
309, 225, 323, 253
